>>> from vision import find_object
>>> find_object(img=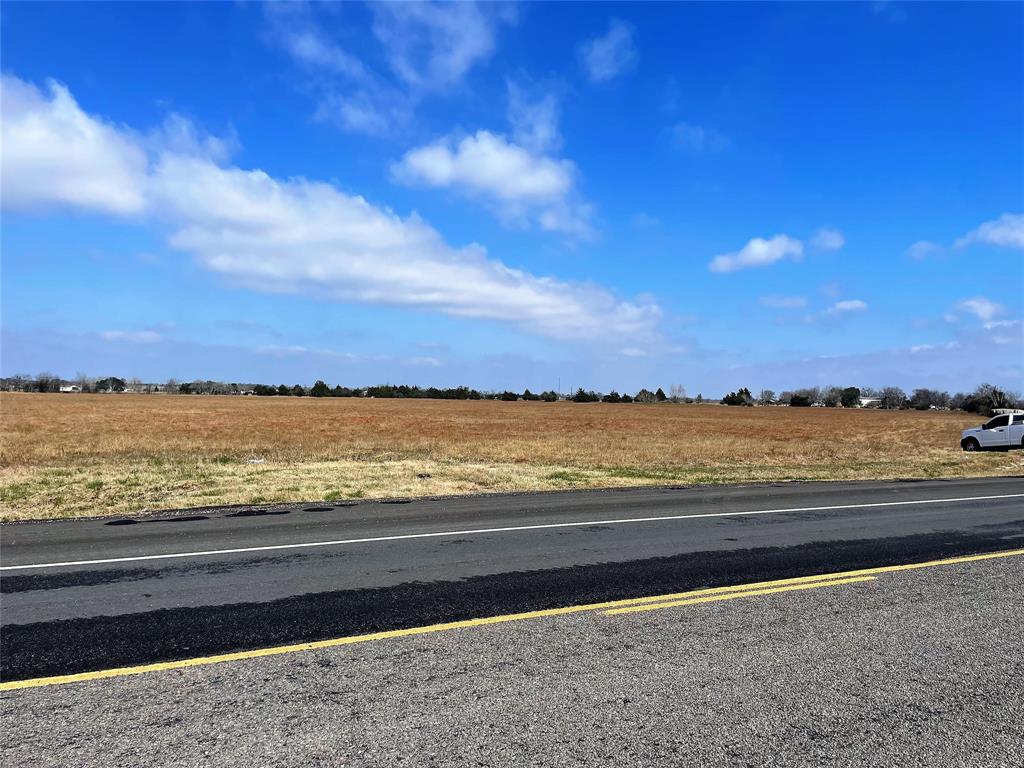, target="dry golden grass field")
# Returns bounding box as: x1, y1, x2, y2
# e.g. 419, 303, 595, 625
1, 392, 1020, 521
